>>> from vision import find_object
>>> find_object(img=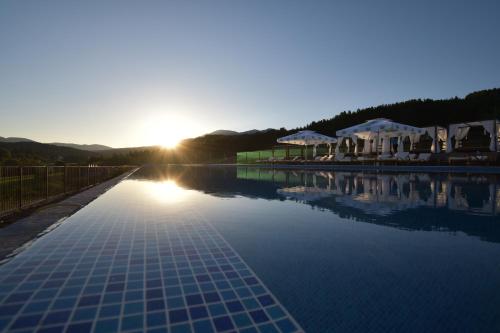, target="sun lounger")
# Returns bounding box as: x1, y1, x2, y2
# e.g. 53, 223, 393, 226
377, 154, 395, 161
416, 153, 431, 161
334, 153, 345, 161
395, 152, 410, 160
470, 154, 488, 161
335, 153, 352, 162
